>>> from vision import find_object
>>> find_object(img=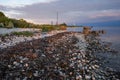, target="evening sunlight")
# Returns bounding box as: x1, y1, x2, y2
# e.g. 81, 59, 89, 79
0, 0, 120, 79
